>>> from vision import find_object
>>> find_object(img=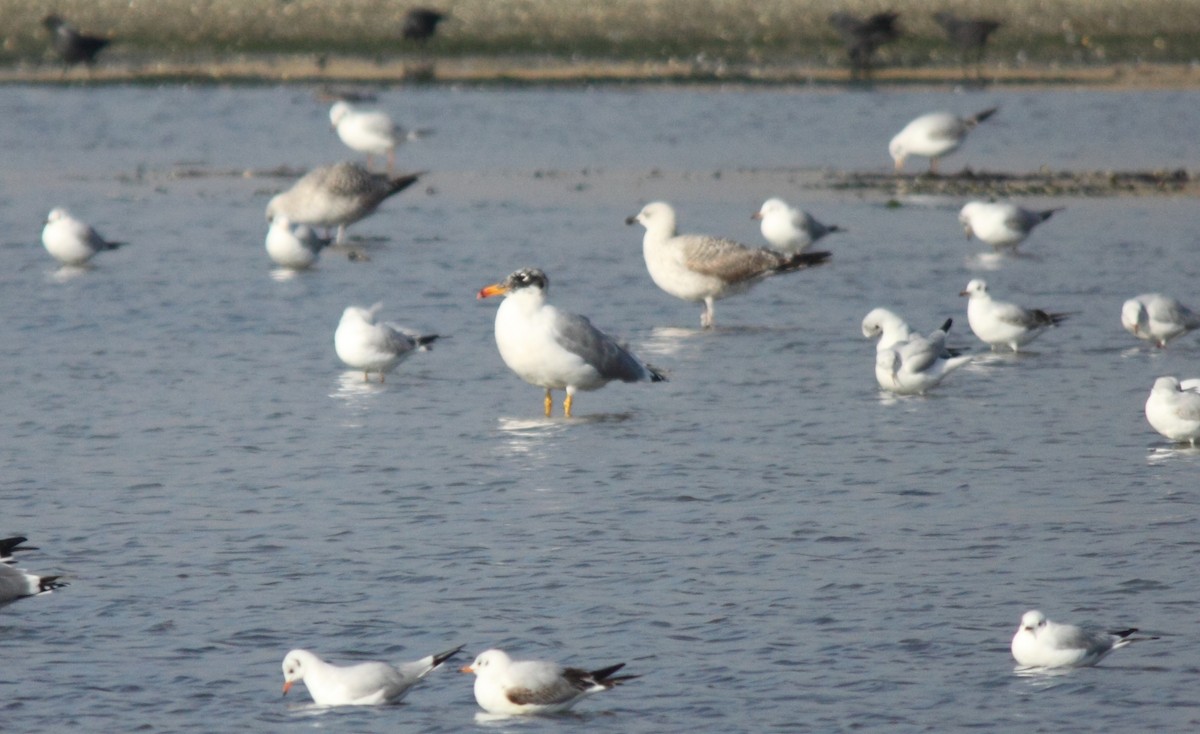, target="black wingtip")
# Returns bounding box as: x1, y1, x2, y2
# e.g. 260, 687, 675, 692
0, 536, 32, 560
431, 644, 466, 667
387, 171, 424, 196
38, 576, 68, 593
938, 318, 953, 333
972, 107, 999, 125
783, 250, 832, 272
1110, 628, 1138, 639
647, 365, 667, 382
416, 334, 440, 348
589, 662, 628, 683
